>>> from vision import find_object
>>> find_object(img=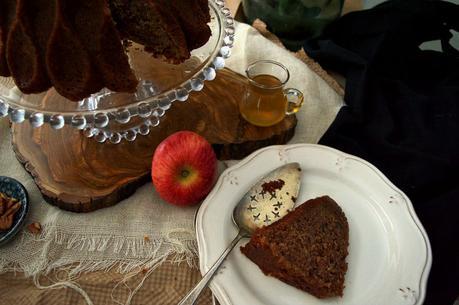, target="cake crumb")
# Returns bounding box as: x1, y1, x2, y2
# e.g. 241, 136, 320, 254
28, 222, 42, 235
